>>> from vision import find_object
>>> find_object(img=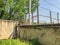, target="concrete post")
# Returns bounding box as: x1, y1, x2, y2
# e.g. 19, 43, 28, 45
29, 0, 31, 25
